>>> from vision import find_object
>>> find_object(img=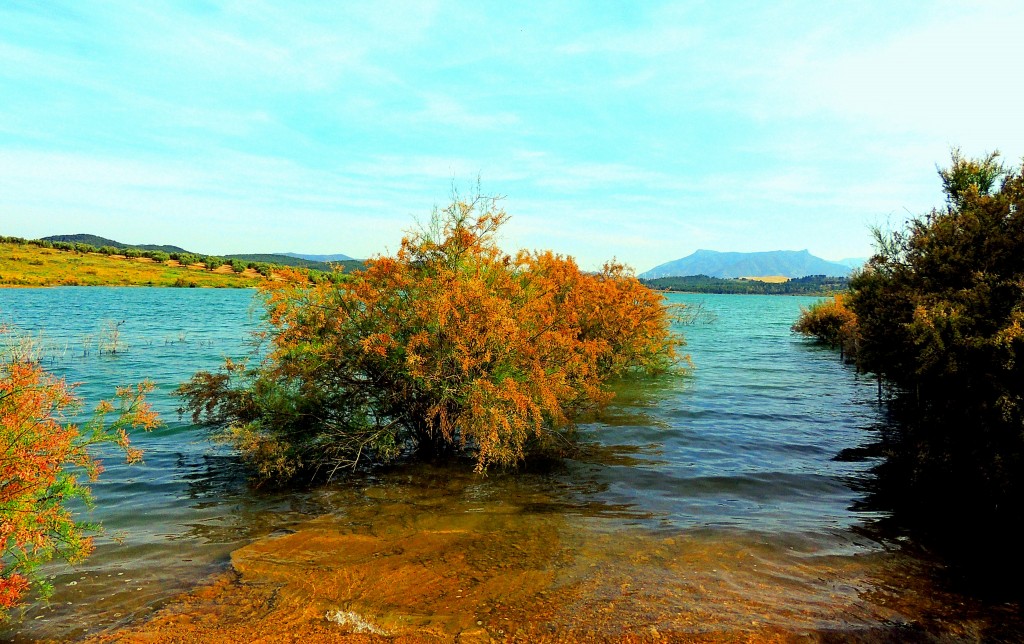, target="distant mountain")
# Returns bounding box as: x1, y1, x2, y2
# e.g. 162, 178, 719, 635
279, 252, 354, 262
837, 257, 869, 269
42, 234, 189, 254
640, 249, 852, 279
